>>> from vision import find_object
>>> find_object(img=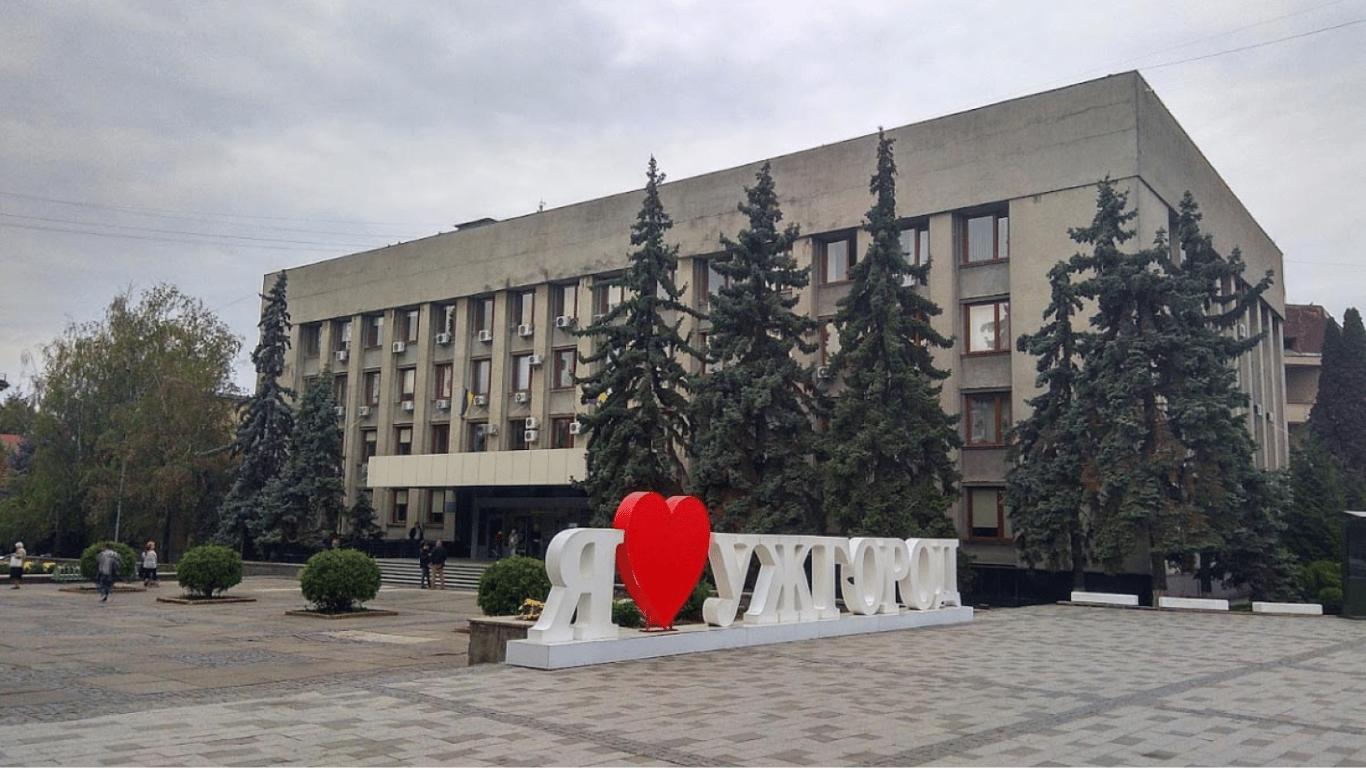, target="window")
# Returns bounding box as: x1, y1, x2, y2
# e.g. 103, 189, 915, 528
899, 224, 930, 268
395, 426, 413, 456
512, 354, 533, 393
363, 315, 384, 348
698, 256, 731, 310
511, 420, 531, 450
513, 289, 535, 329
699, 331, 719, 375
472, 296, 494, 335
430, 423, 450, 454
962, 211, 1008, 264
966, 392, 1011, 446
968, 488, 1010, 540
471, 358, 492, 395
550, 417, 576, 449
362, 370, 381, 406
399, 308, 419, 343
552, 348, 577, 390
333, 320, 351, 351
392, 489, 409, 525
437, 303, 457, 335
301, 324, 322, 358
428, 489, 447, 525
398, 367, 416, 402
361, 430, 378, 462
434, 363, 454, 401
333, 374, 347, 405
819, 234, 856, 284
965, 300, 1010, 353
593, 280, 625, 317
820, 322, 843, 366
467, 422, 489, 452
553, 283, 578, 321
